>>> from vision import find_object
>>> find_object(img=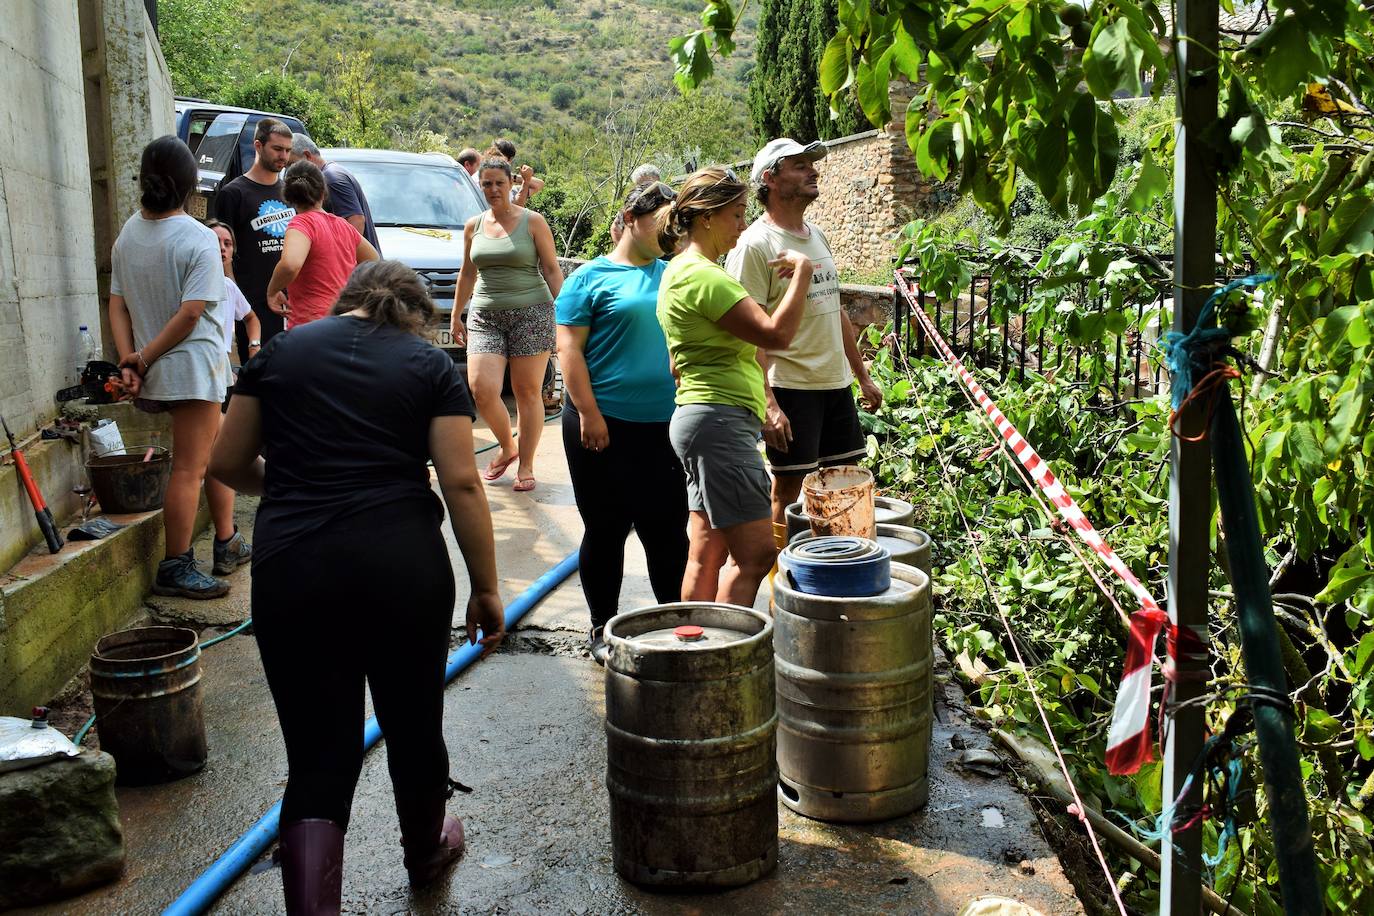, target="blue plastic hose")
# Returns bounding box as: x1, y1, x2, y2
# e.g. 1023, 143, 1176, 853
778, 536, 891, 597
198, 618, 253, 649
162, 550, 580, 916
